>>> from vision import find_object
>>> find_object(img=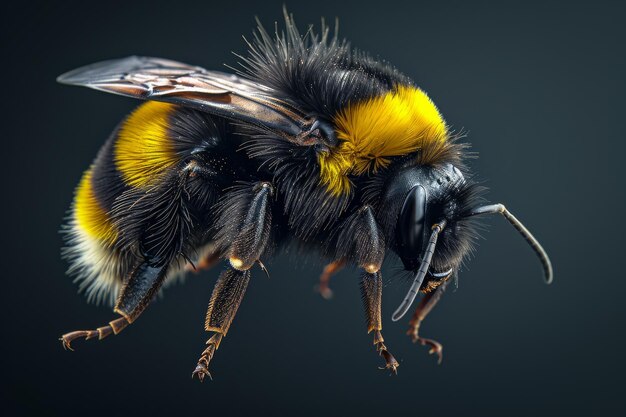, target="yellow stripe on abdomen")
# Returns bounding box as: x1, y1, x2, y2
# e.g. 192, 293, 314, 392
74, 168, 118, 245
114, 101, 178, 187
